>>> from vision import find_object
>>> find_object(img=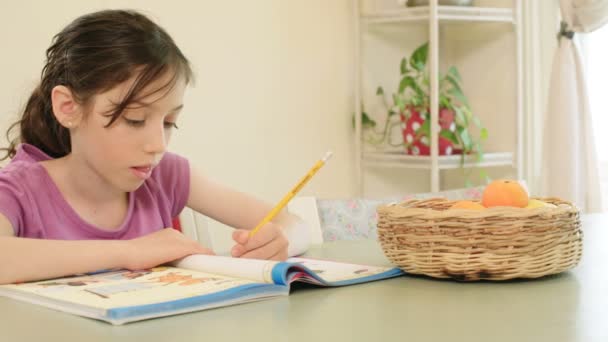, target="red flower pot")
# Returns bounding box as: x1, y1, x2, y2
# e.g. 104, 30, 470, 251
400, 107, 459, 156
